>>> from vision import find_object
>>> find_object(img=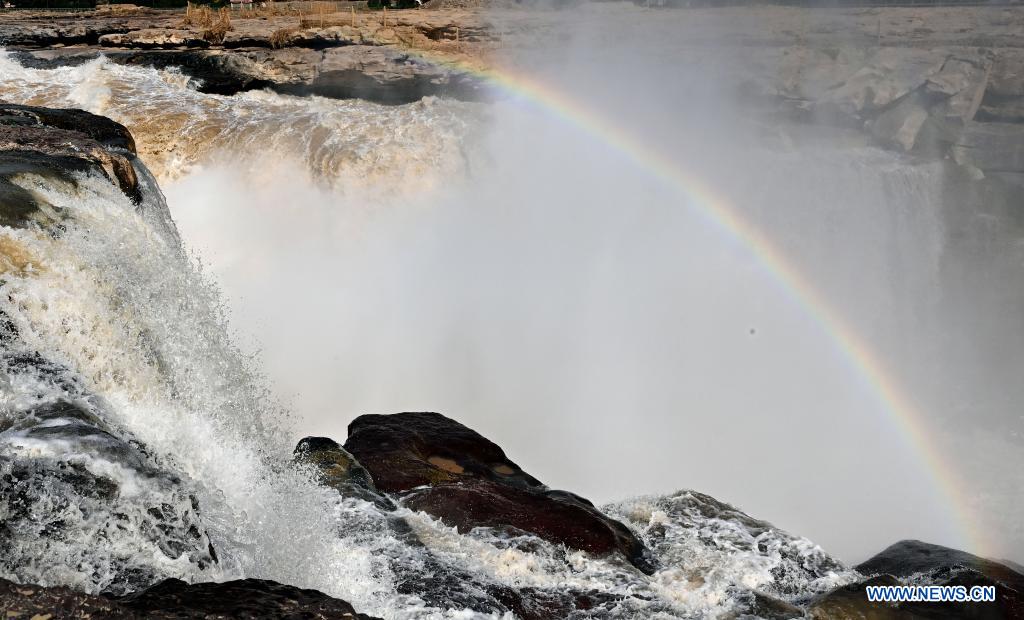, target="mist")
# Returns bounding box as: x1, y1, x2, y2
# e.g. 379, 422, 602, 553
164, 3, 1023, 565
